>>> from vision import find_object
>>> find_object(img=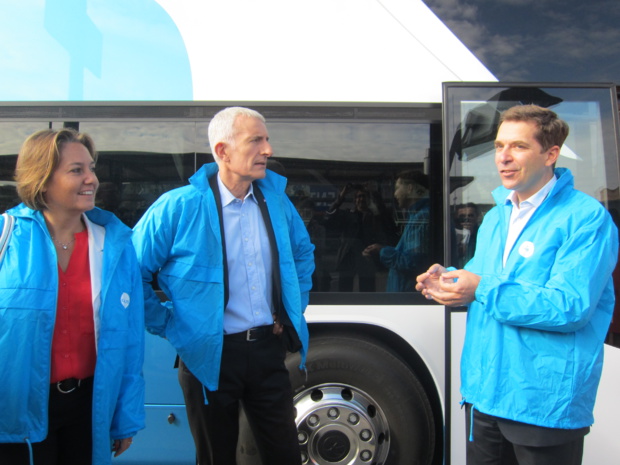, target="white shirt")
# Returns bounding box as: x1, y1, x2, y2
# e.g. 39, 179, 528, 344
503, 175, 557, 266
